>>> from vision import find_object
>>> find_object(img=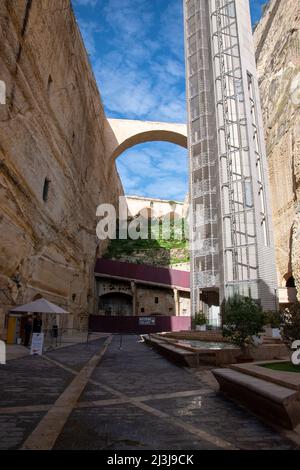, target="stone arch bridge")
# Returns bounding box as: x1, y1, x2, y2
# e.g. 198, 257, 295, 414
104, 118, 187, 164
